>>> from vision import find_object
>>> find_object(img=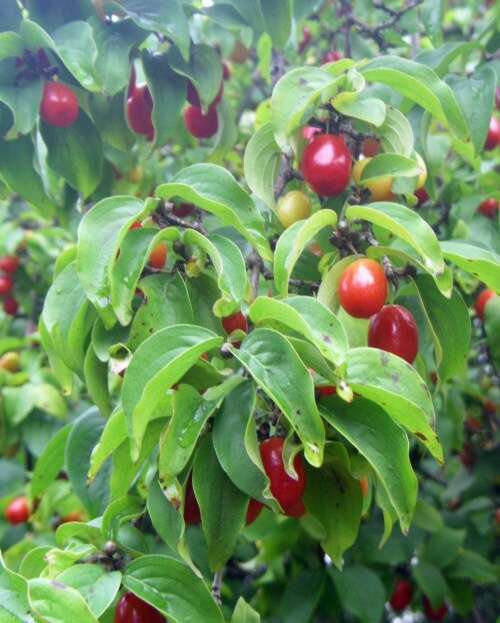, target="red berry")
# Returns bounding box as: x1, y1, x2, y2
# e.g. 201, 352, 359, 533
474, 289, 496, 320
0, 274, 13, 296
172, 203, 195, 218
459, 443, 475, 468
285, 499, 306, 518
368, 305, 419, 364
338, 258, 388, 319
361, 137, 380, 158
477, 198, 498, 218
40, 82, 79, 128
183, 105, 218, 139
5, 496, 30, 525
316, 385, 336, 397
129, 221, 142, 230
484, 116, 500, 150
148, 243, 167, 270
222, 62, 231, 80
246, 499, 263, 525
390, 579, 413, 612
301, 134, 352, 197
415, 187, 429, 206
221, 311, 248, 335
3, 296, 18, 316
465, 416, 481, 432
0, 256, 20, 273
422, 596, 448, 622
299, 27, 311, 53
127, 85, 154, 140
187, 81, 223, 108
322, 50, 342, 63
259, 438, 306, 516
114, 592, 166, 623
183, 475, 201, 526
